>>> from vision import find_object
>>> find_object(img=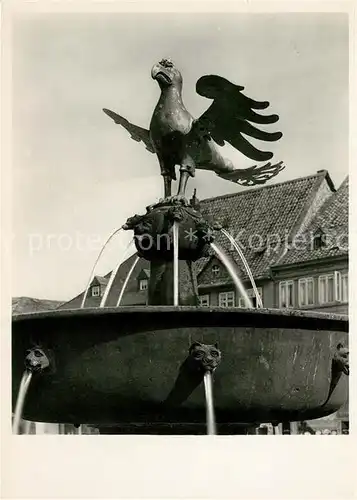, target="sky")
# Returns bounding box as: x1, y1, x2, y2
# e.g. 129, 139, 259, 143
11, 11, 349, 300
